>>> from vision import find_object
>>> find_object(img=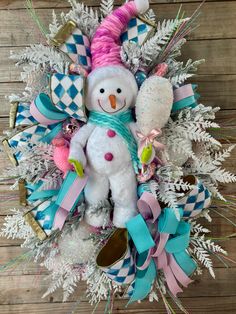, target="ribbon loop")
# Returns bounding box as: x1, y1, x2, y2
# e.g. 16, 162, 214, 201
137, 191, 161, 223
53, 171, 88, 229
126, 214, 155, 254
165, 221, 191, 253
158, 207, 183, 234
126, 192, 196, 301
30, 93, 69, 126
